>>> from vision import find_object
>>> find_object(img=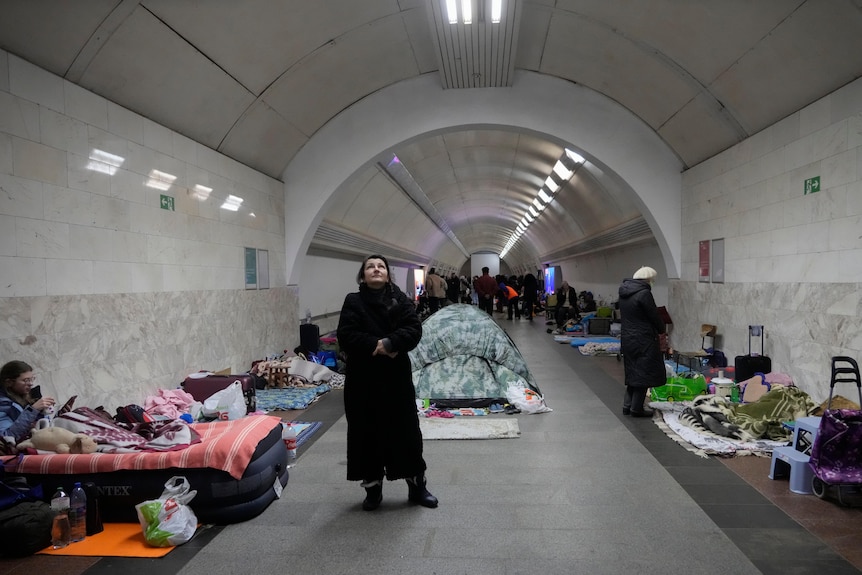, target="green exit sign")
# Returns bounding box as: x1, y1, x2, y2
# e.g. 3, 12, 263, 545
804, 176, 820, 195
160, 194, 175, 211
